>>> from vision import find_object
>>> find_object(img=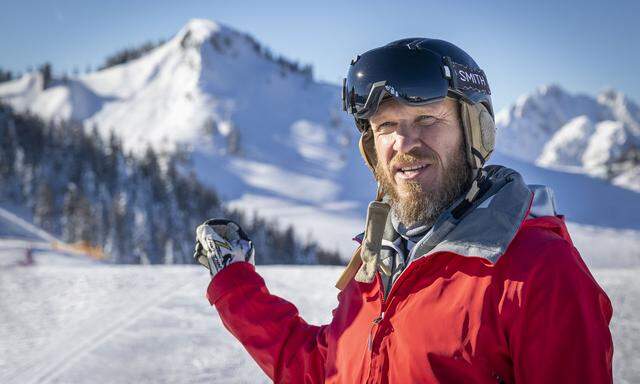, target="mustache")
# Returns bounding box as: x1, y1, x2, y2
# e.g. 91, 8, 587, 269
389, 147, 439, 170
